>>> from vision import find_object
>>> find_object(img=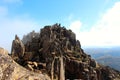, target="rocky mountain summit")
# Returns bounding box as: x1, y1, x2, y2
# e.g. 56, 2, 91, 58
0, 23, 120, 80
